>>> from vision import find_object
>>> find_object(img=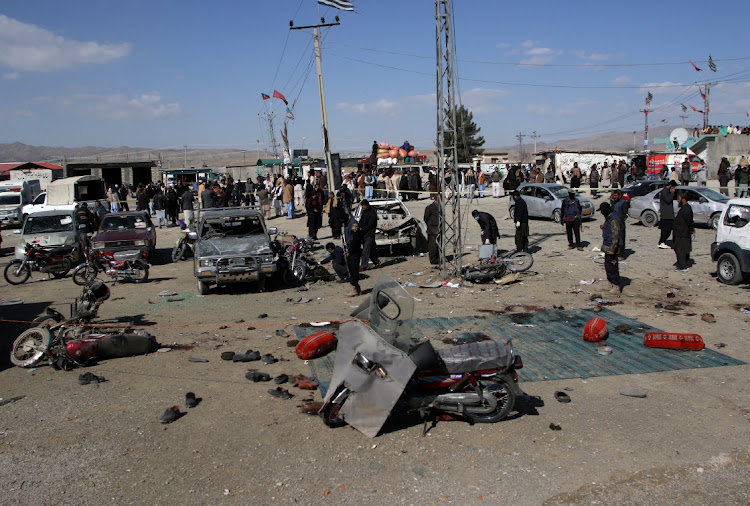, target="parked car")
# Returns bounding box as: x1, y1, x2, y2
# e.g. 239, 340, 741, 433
13, 210, 82, 262
92, 211, 157, 261
193, 208, 277, 294
711, 198, 750, 285
353, 198, 427, 253
509, 183, 595, 223
619, 180, 669, 200
628, 186, 729, 229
